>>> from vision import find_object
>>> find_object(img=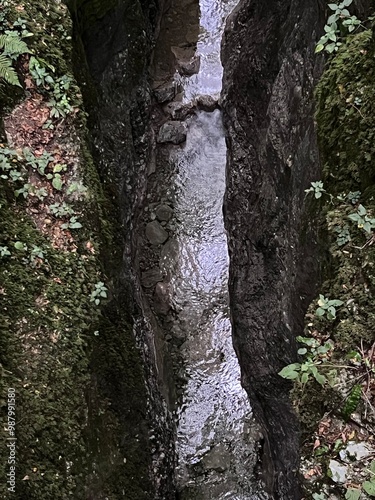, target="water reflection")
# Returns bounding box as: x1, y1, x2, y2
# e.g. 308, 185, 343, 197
170, 113, 258, 497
